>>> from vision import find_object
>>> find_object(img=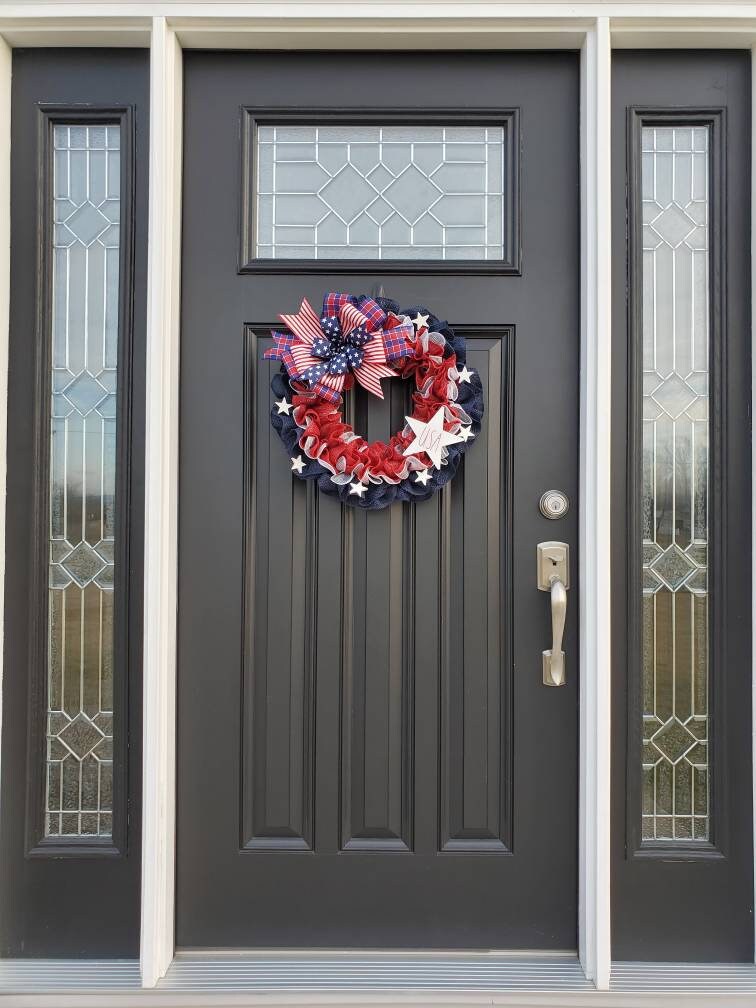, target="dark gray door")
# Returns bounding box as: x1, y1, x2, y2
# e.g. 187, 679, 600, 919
177, 51, 580, 949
